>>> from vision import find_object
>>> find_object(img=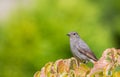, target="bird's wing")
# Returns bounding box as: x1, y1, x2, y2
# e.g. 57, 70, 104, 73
76, 41, 98, 61
77, 46, 98, 61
